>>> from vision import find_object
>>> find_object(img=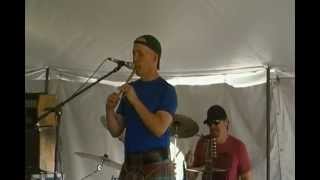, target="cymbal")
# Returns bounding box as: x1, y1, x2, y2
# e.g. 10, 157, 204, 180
169, 114, 199, 138
186, 166, 227, 173
74, 152, 122, 170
